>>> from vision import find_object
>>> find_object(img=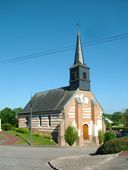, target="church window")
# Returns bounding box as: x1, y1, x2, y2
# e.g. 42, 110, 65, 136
26, 116, 29, 127
83, 72, 87, 79
48, 115, 51, 127
71, 72, 77, 80
39, 116, 42, 126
